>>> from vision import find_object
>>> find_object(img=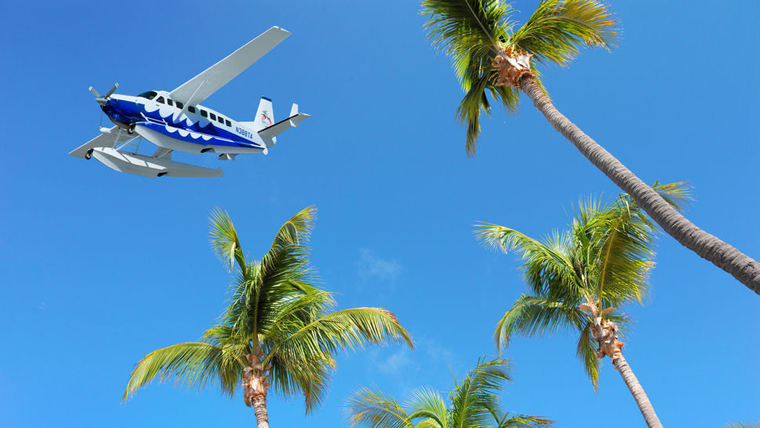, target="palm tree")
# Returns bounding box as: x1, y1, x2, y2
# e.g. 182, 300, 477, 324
347, 357, 553, 427
421, 0, 760, 295
477, 183, 690, 428
123, 207, 414, 428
